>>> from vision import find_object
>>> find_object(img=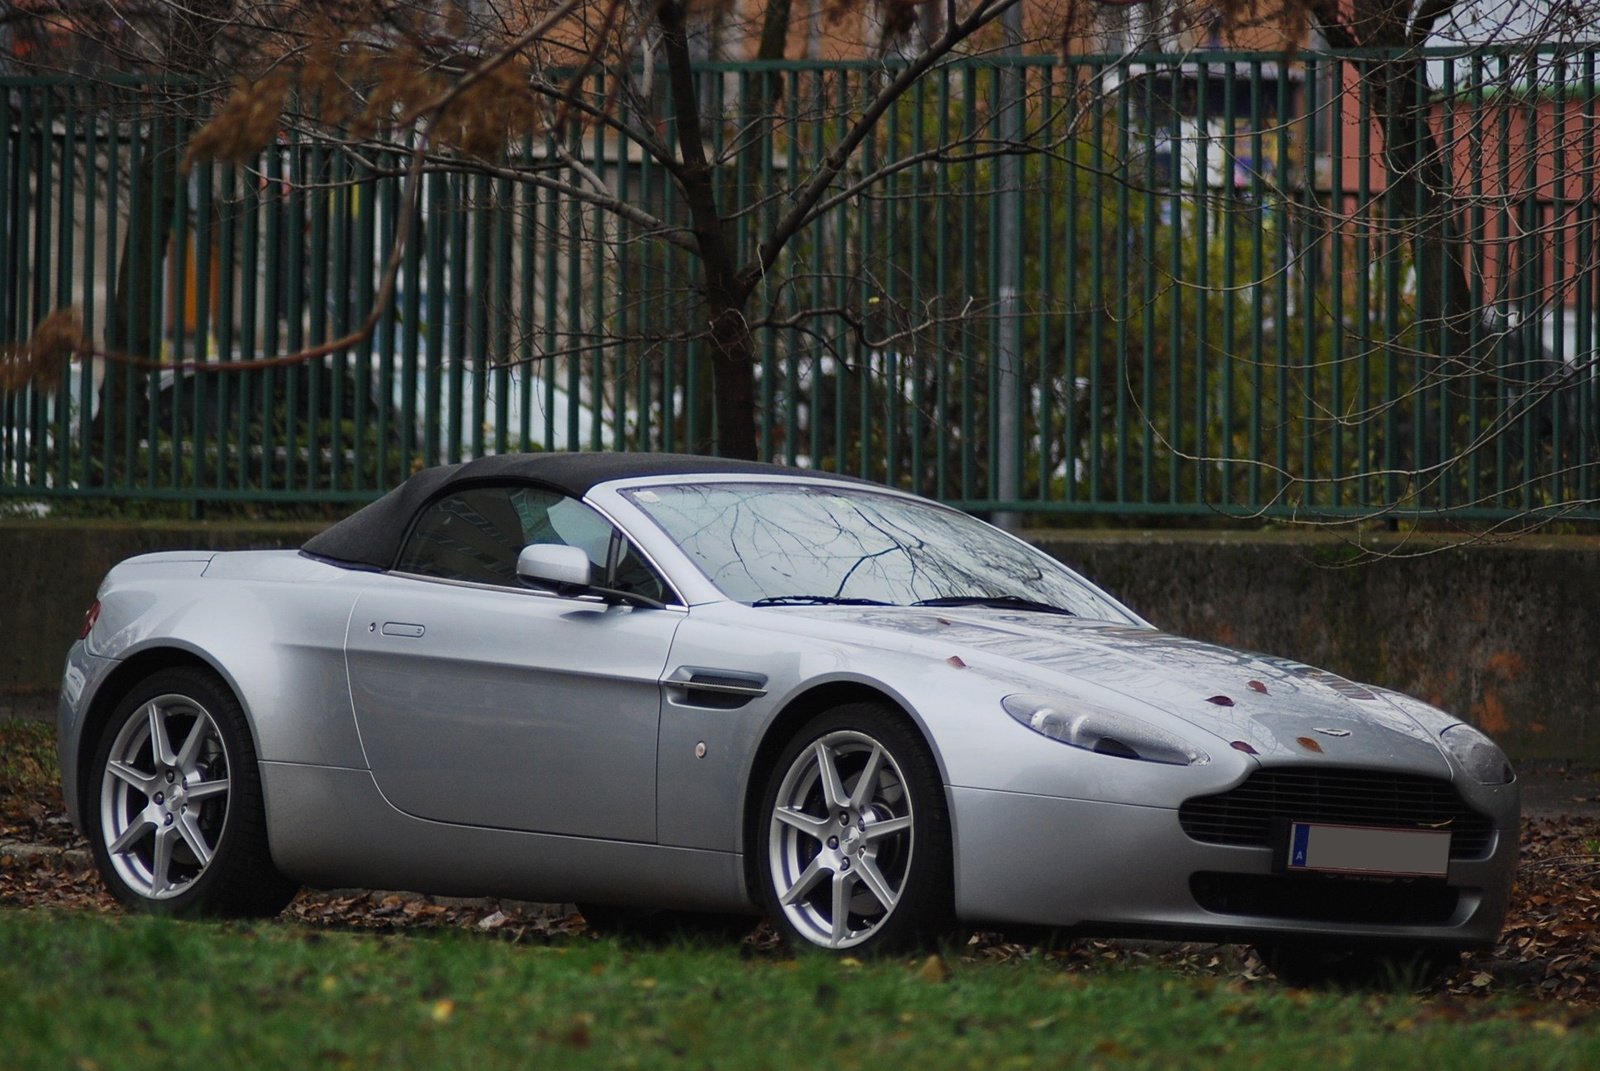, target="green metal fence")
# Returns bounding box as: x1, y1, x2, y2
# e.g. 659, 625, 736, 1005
2, 48, 1597, 520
